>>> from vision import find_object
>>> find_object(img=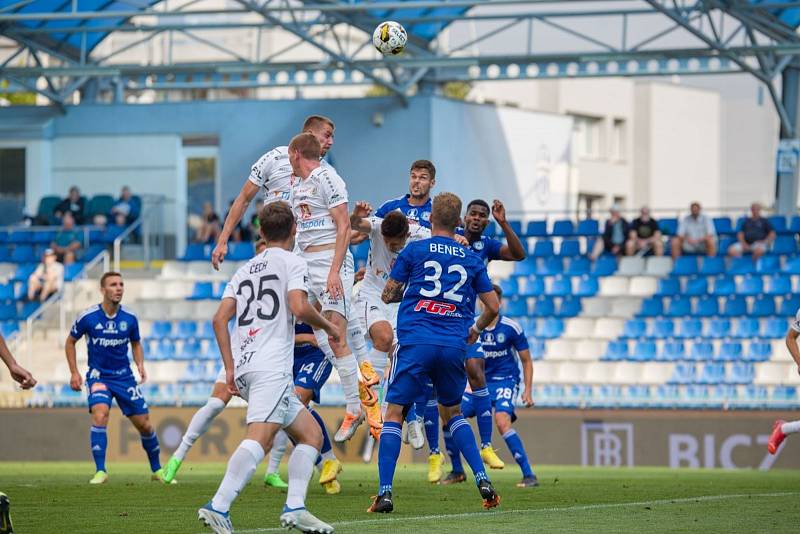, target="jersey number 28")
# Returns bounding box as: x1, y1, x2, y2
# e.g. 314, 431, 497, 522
419, 260, 468, 302
237, 275, 280, 326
